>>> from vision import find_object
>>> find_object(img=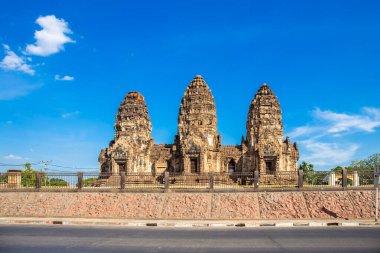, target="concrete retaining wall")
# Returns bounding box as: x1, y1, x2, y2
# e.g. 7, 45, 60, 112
0, 190, 378, 220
